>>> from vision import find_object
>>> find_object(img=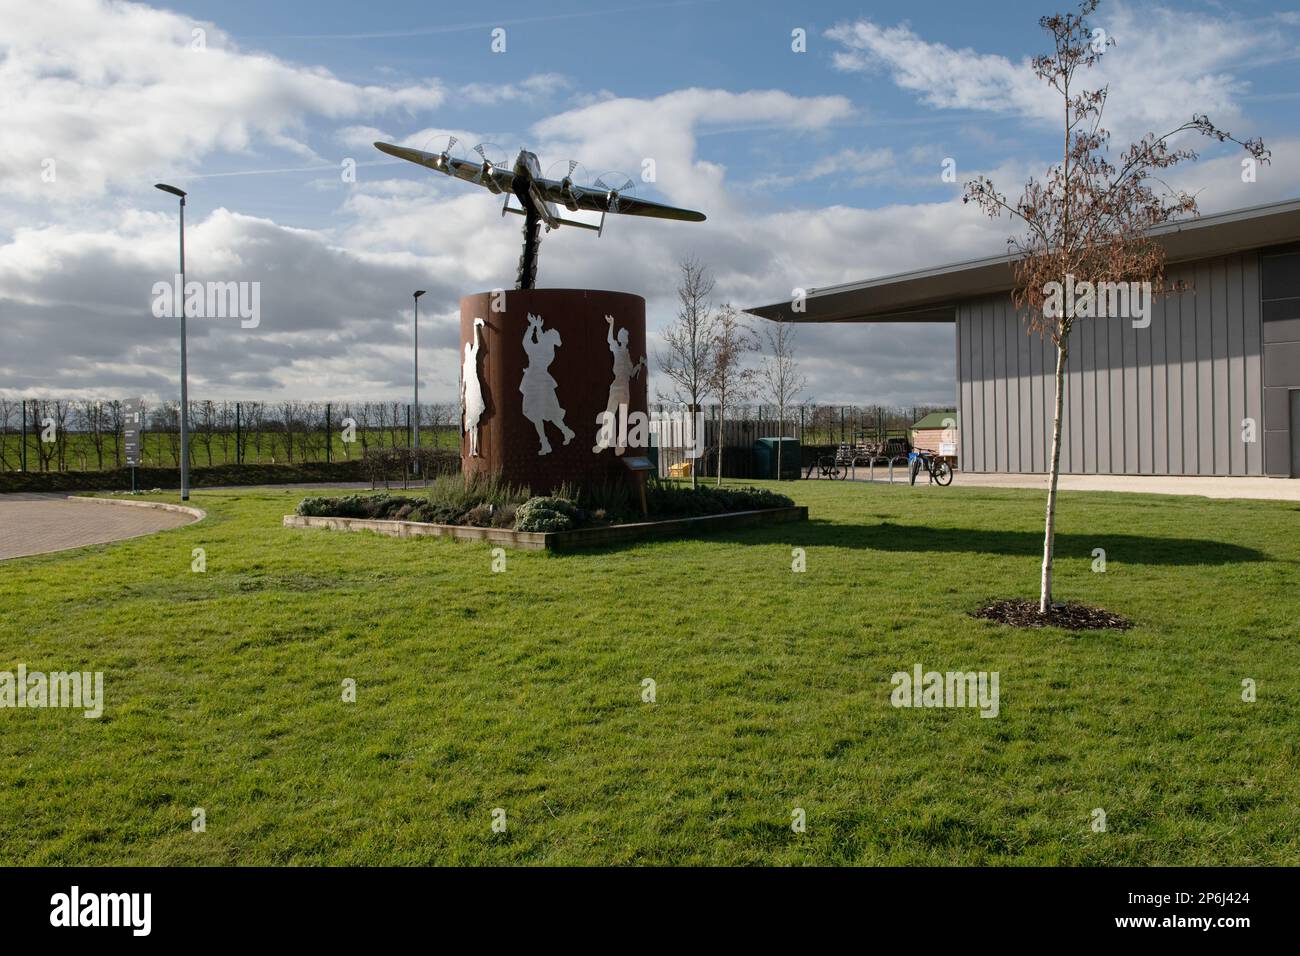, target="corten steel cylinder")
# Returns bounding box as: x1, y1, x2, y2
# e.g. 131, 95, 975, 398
459, 289, 648, 495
